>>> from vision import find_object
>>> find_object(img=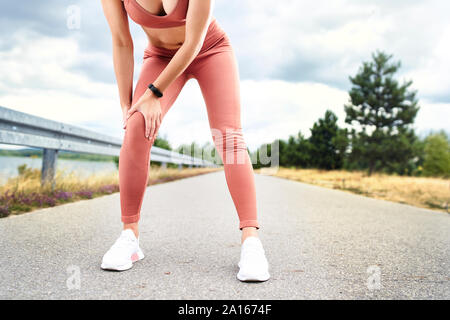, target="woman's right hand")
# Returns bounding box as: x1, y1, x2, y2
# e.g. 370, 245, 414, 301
126, 89, 162, 141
